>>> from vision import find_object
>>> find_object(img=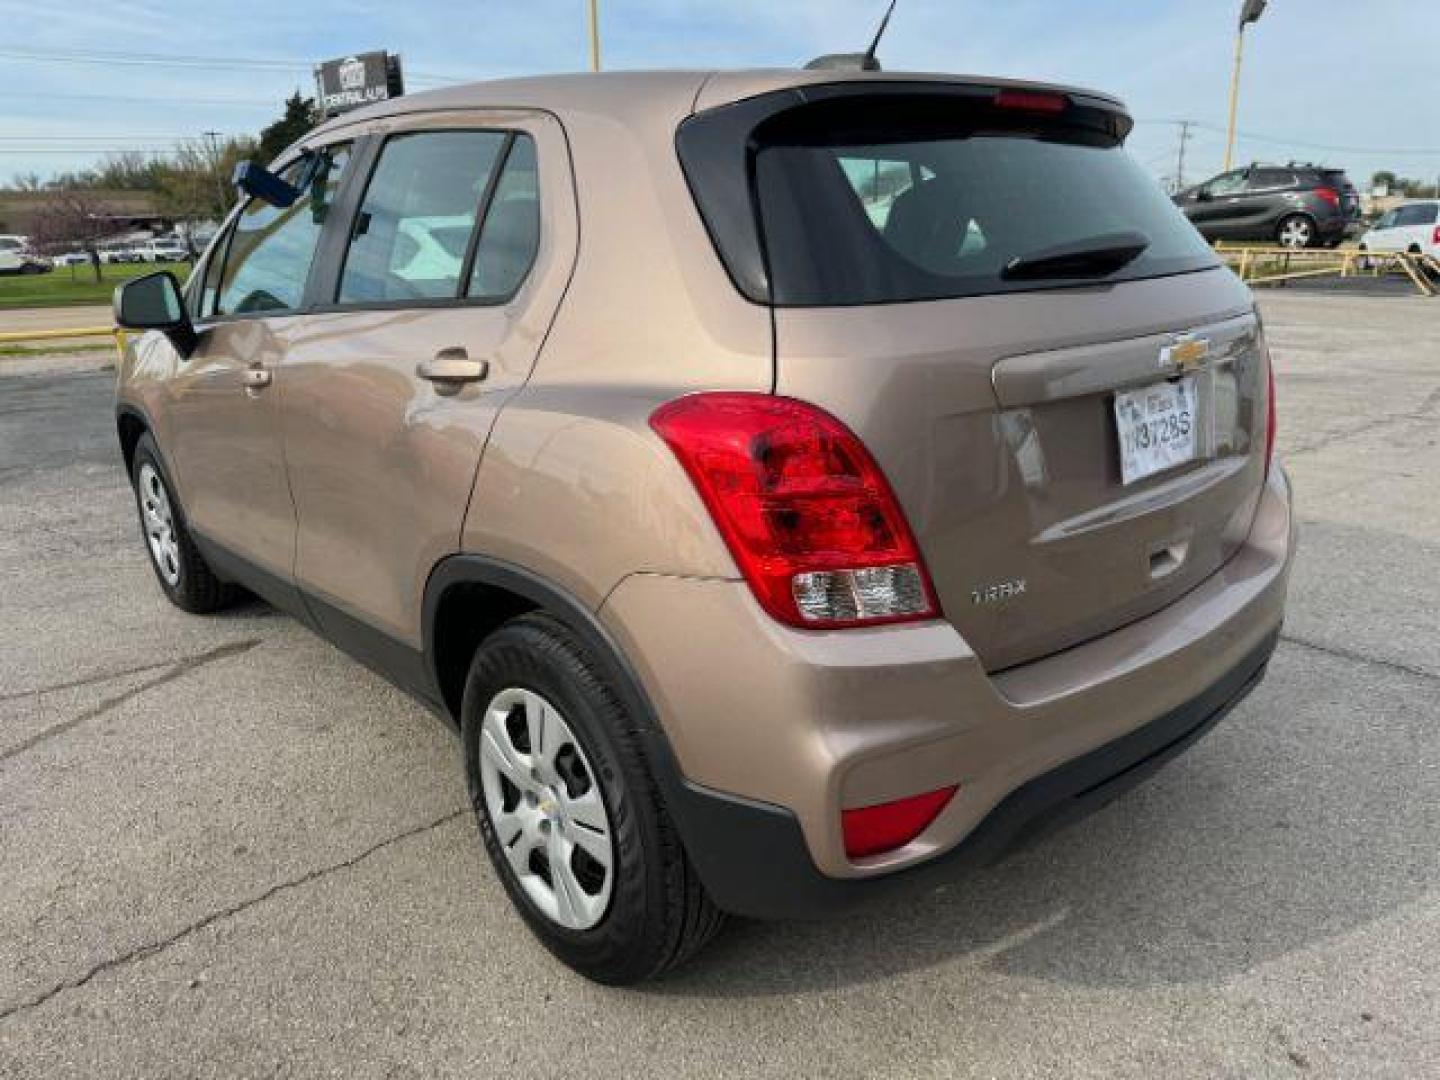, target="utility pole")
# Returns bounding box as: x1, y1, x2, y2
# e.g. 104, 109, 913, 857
587, 0, 601, 72
1224, 0, 1268, 171
202, 130, 228, 217
1175, 120, 1194, 193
